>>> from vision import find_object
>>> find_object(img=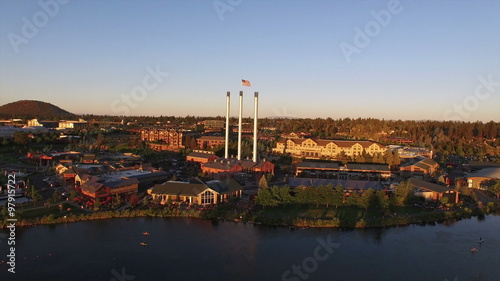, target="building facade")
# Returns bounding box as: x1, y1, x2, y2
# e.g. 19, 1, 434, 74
140, 129, 201, 150
273, 138, 386, 159
197, 136, 225, 149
